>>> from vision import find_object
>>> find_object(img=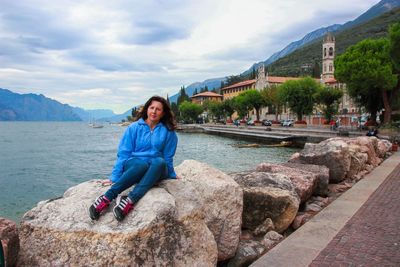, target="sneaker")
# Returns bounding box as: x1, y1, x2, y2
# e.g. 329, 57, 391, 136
89, 195, 110, 220
113, 196, 134, 222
